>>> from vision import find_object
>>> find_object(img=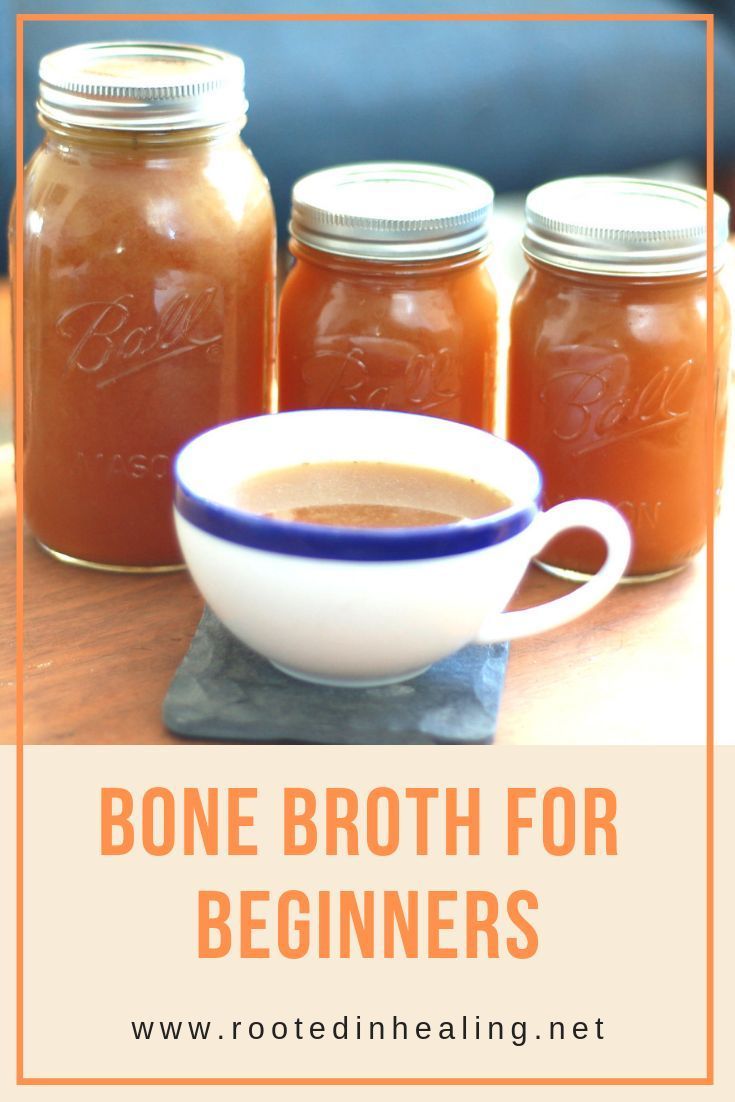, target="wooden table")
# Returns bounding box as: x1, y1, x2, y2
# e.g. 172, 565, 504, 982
0, 472, 716, 748
0, 279, 727, 747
